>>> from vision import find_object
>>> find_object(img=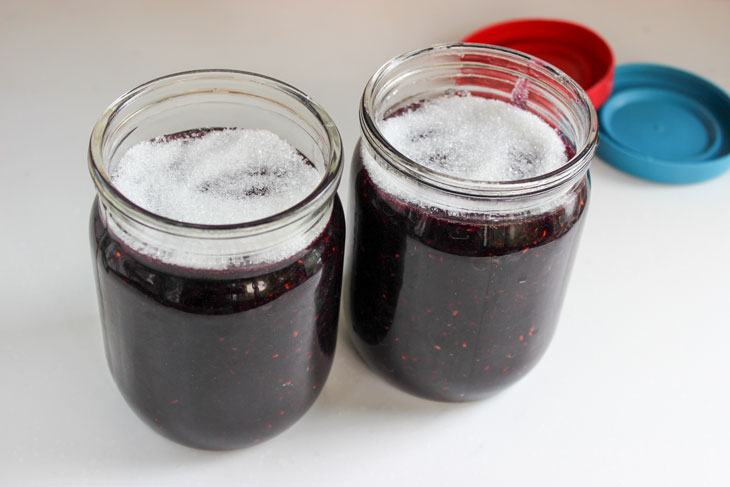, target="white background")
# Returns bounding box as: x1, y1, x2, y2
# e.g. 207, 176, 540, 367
1, 0, 729, 485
